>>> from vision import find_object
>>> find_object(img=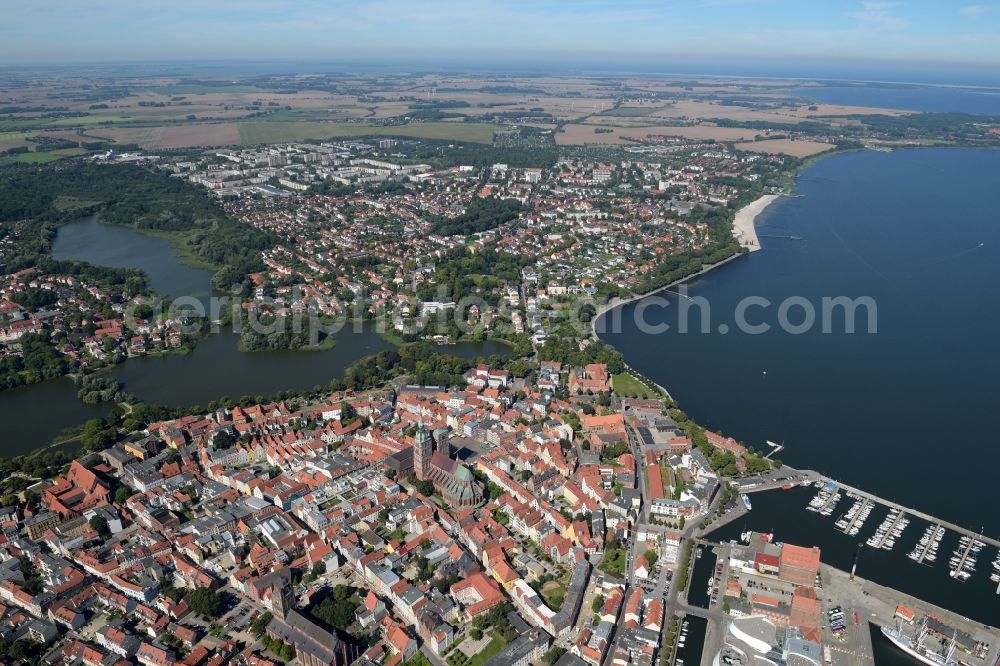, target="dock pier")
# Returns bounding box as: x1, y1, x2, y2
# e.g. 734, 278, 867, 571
913, 525, 943, 565
950, 536, 981, 579
870, 509, 908, 550
818, 488, 841, 514
825, 476, 1000, 552
839, 498, 872, 535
